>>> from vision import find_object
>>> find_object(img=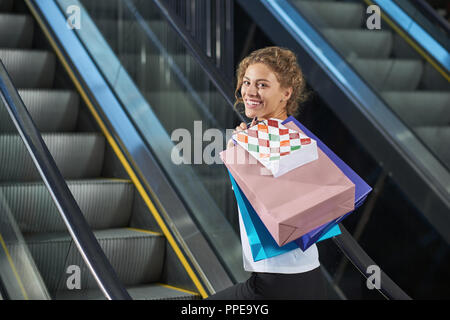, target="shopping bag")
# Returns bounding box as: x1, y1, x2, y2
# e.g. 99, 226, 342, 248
220, 121, 356, 246
232, 118, 318, 177
229, 170, 341, 261
282, 116, 373, 224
